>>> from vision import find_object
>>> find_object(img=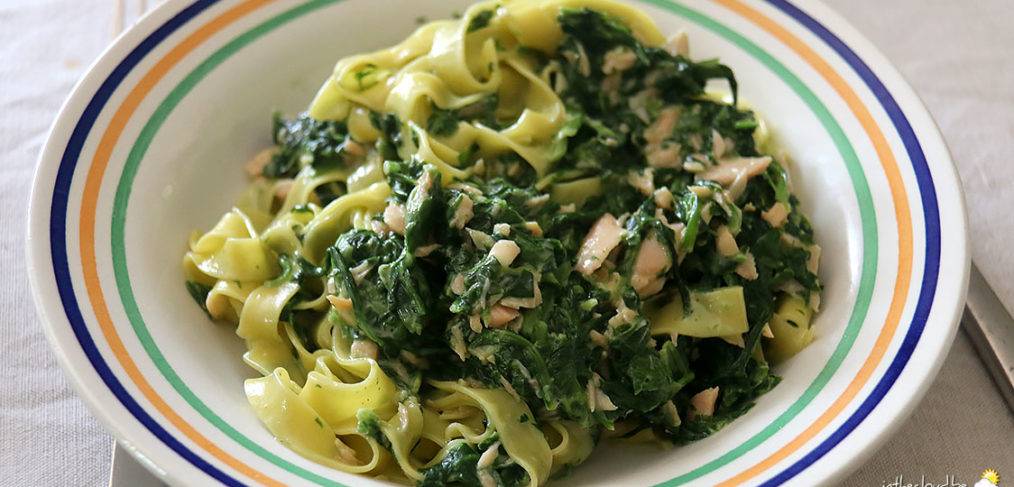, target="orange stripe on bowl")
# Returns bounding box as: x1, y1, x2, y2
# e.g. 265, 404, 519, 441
73, 0, 915, 484
78, 0, 284, 485
711, 1, 913, 485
